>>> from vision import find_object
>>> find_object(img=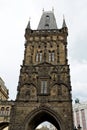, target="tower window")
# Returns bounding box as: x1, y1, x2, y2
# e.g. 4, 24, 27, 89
36, 53, 39, 62
45, 15, 50, 29
45, 23, 49, 29
39, 52, 42, 62
6, 107, 10, 116
45, 24, 49, 27
36, 51, 42, 62
52, 52, 55, 61
49, 51, 55, 62
41, 81, 47, 94
46, 15, 50, 19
